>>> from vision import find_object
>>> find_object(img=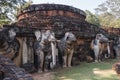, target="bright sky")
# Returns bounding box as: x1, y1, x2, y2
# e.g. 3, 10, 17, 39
30, 0, 106, 13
